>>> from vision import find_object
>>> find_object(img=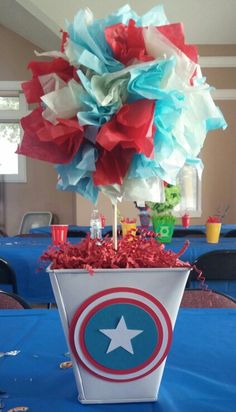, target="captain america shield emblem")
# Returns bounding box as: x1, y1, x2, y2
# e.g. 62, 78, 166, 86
69, 287, 172, 382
